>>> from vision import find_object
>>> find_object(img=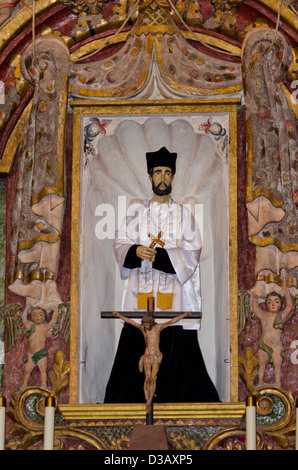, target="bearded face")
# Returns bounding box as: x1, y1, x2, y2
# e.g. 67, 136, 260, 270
152, 180, 172, 196
150, 166, 174, 196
